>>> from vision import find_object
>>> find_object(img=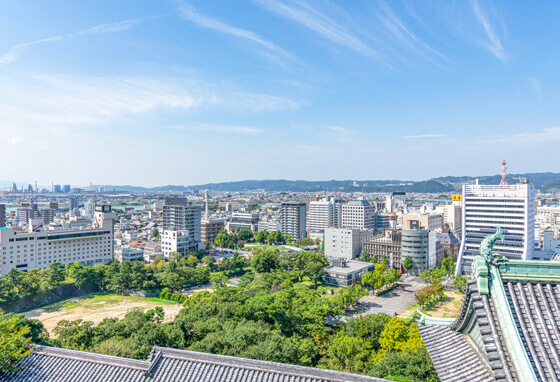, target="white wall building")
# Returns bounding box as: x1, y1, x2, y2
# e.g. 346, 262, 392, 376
161, 229, 201, 258
341, 199, 375, 230
115, 246, 144, 263
435, 202, 462, 239
456, 180, 535, 274
0, 205, 115, 276
307, 198, 342, 233
281, 202, 306, 241
325, 228, 373, 260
